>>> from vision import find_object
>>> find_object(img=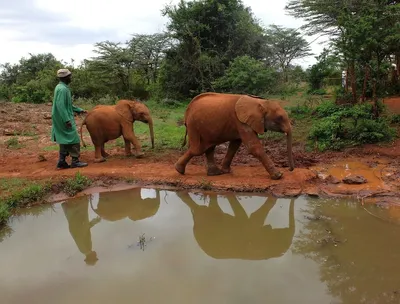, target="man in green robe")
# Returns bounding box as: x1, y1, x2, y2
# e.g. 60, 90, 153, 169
51, 68, 88, 169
